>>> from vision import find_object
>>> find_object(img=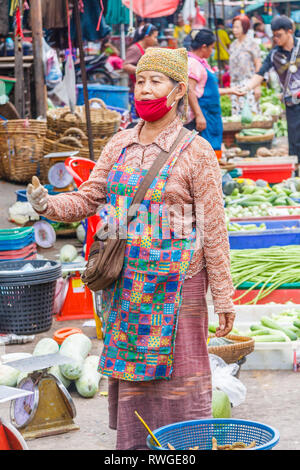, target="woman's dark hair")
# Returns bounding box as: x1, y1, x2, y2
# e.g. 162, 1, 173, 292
132, 24, 158, 44
190, 28, 216, 50
271, 15, 293, 32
